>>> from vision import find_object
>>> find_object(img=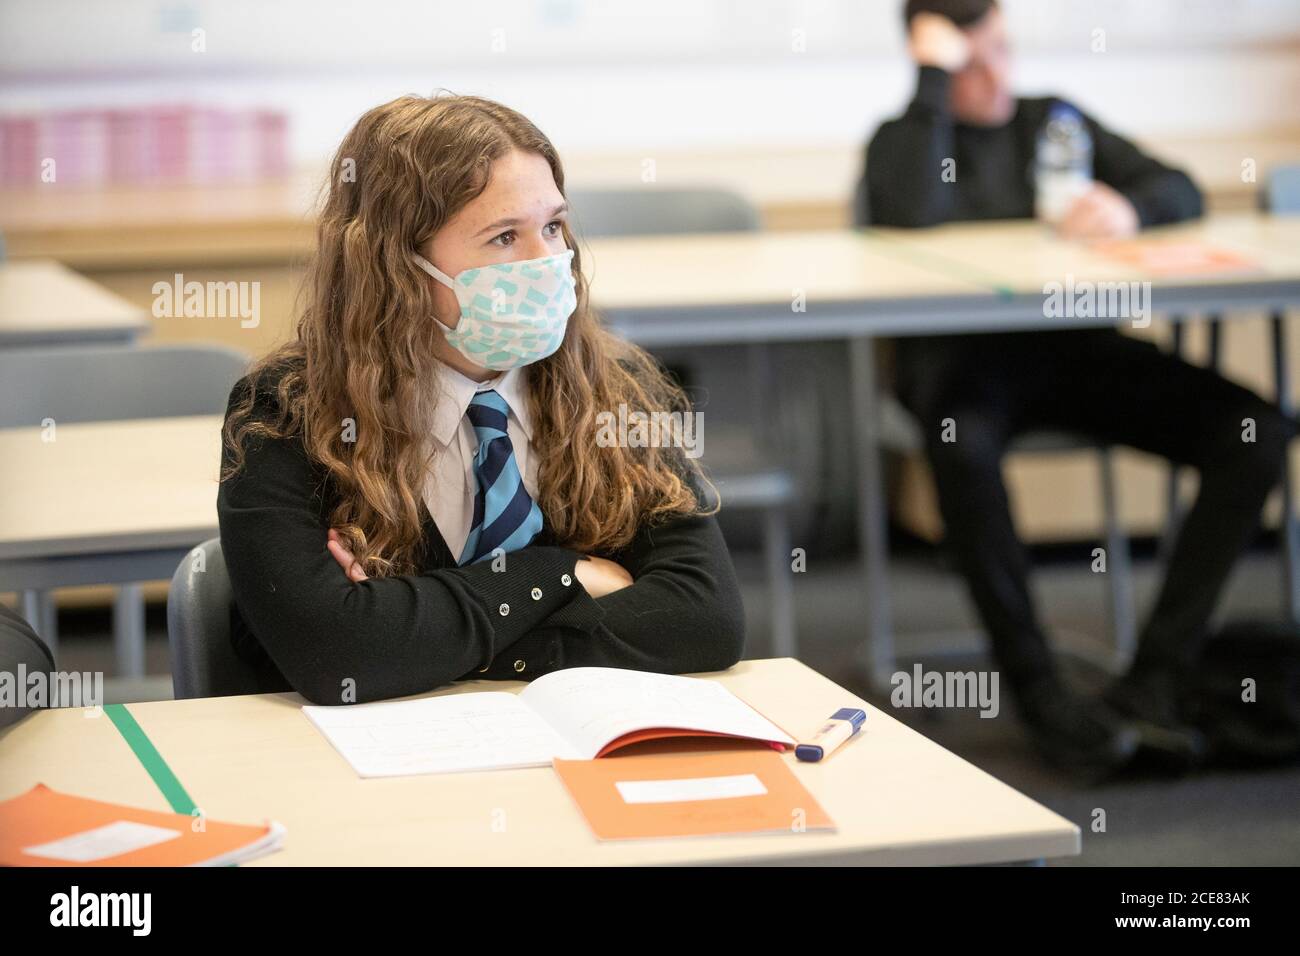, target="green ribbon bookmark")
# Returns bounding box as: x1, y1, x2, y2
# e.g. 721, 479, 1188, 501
105, 704, 241, 865
105, 703, 198, 816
